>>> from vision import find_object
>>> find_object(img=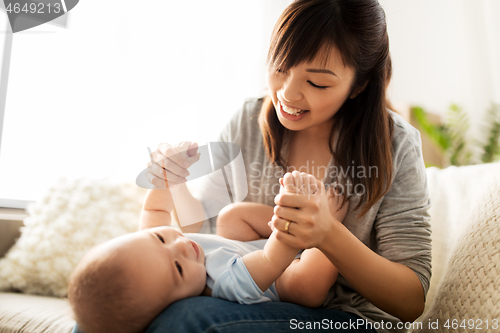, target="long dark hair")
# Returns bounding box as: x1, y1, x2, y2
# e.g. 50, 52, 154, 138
259, 0, 394, 217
